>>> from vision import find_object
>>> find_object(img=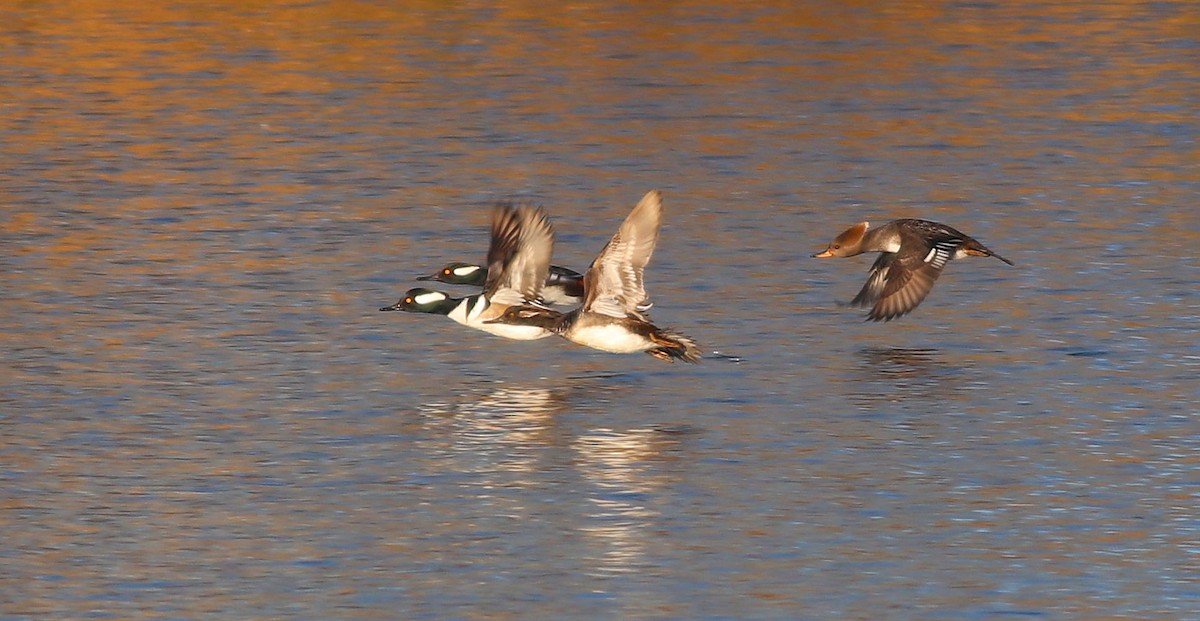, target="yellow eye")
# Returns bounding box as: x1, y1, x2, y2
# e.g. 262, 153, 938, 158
405, 297, 414, 304
443, 269, 452, 275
